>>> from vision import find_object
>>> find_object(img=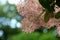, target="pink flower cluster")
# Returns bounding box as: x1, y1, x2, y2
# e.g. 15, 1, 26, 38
16, 0, 60, 35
